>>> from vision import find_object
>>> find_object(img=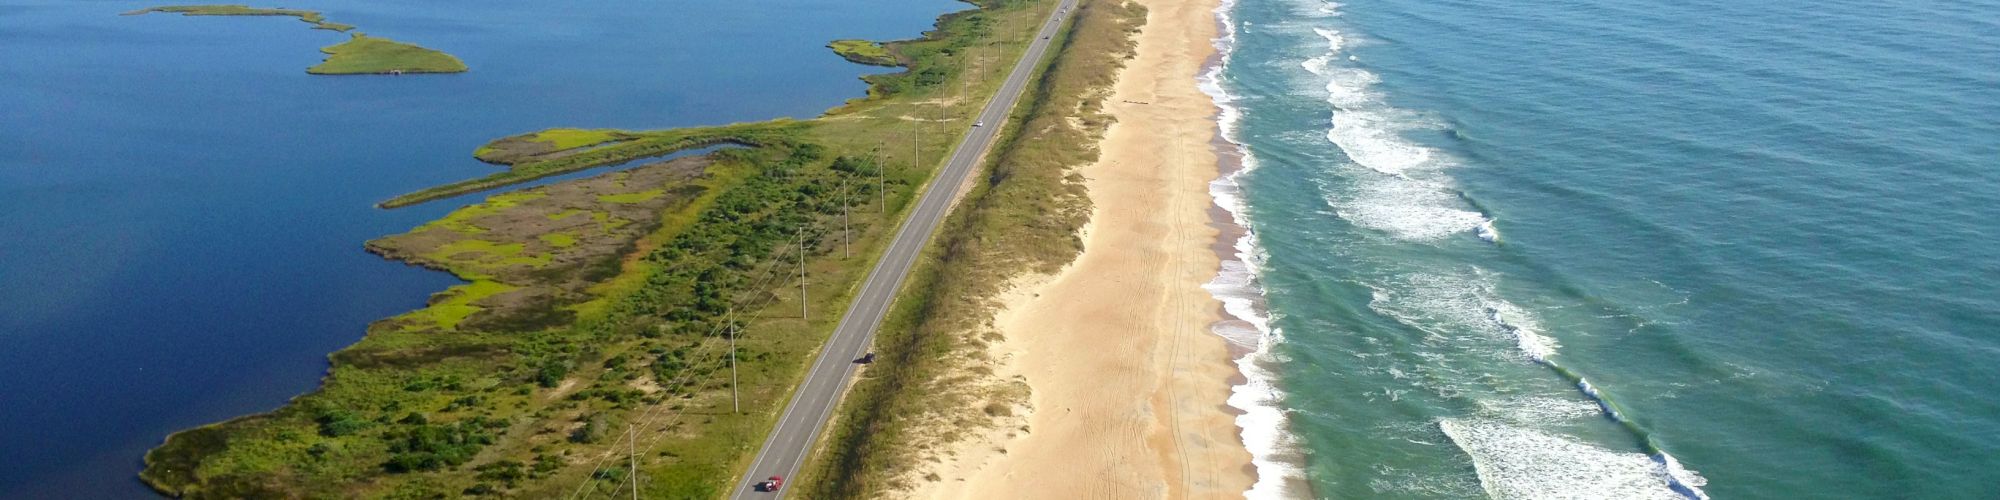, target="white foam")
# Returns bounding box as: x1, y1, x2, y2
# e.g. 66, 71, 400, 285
1487, 300, 1558, 362
1440, 419, 1697, 500
1303, 26, 1497, 242
1201, 1, 1308, 498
